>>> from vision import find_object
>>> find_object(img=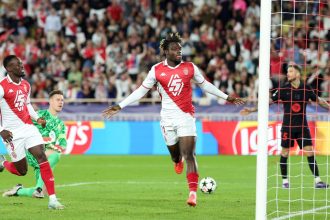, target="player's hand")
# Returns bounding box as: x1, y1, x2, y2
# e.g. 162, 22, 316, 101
37, 117, 46, 128
240, 107, 255, 116
227, 96, 246, 105
0, 130, 13, 143
102, 104, 122, 119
